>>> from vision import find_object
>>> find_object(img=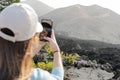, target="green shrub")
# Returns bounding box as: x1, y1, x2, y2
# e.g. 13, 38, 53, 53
61, 52, 80, 66
36, 61, 53, 72
44, 44, 54, 58
46, 62, 53, 72
32, 60, 36, 68
37, 62, 47, 70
